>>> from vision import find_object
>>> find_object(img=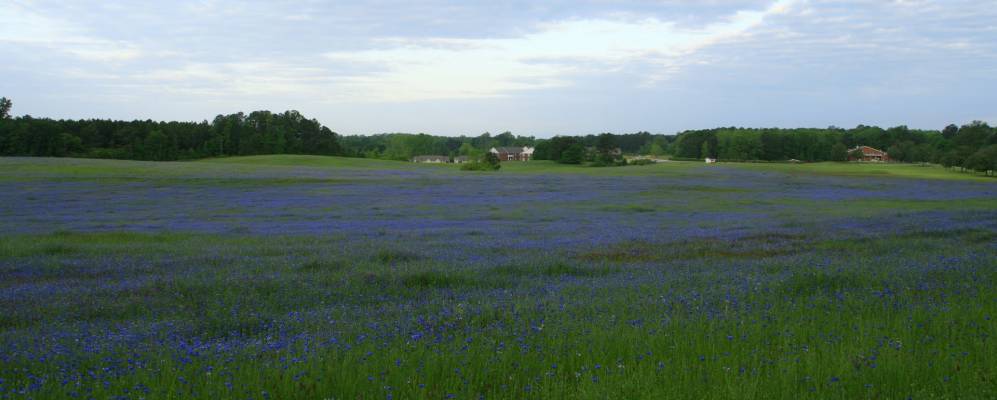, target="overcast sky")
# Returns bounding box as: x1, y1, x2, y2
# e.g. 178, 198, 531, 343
2, 0, 996, 136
